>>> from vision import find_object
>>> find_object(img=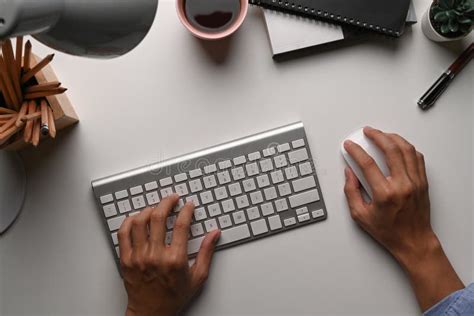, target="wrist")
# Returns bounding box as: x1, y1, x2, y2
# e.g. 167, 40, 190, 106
126, 305, 177, 316
391, 231, 441, 272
